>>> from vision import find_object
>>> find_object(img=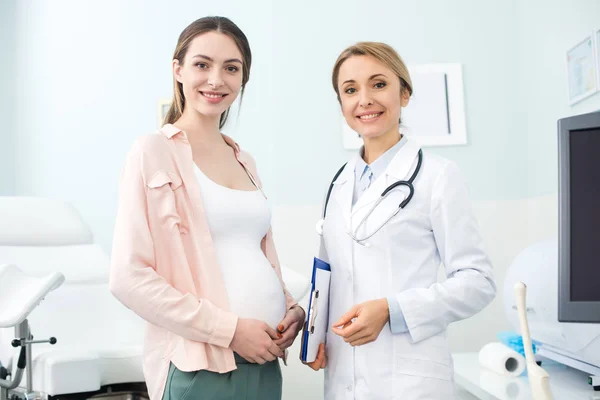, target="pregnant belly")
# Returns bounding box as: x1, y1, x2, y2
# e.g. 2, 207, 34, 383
215, 245, 287, 329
